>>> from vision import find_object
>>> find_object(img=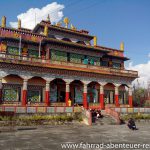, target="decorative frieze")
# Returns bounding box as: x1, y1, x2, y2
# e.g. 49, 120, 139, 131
0, 66, 133, 87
